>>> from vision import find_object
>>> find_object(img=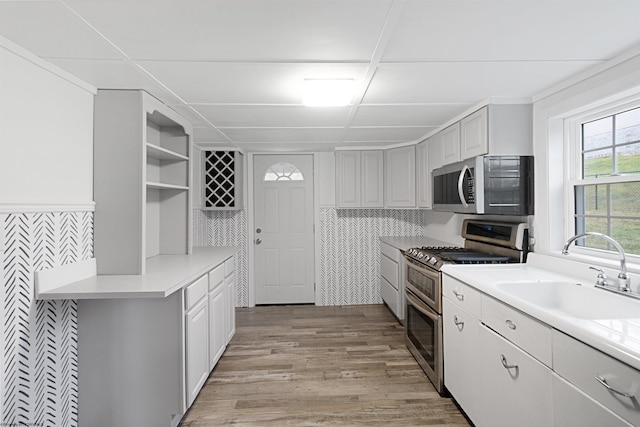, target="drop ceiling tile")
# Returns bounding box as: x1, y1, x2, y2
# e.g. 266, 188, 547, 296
345, 127, 434, 143
192, 105, 351, 128
64, 0, 392, 61
167, 105, 214, 128
137, 62, 369, 104
364, 61, 602, 104
0, 1, 123, 59
384, 0, 640, 62
237, 142, 337, 152
46, 58, 183, 105
219, 128, 345, 143
351, 104, 471, 127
